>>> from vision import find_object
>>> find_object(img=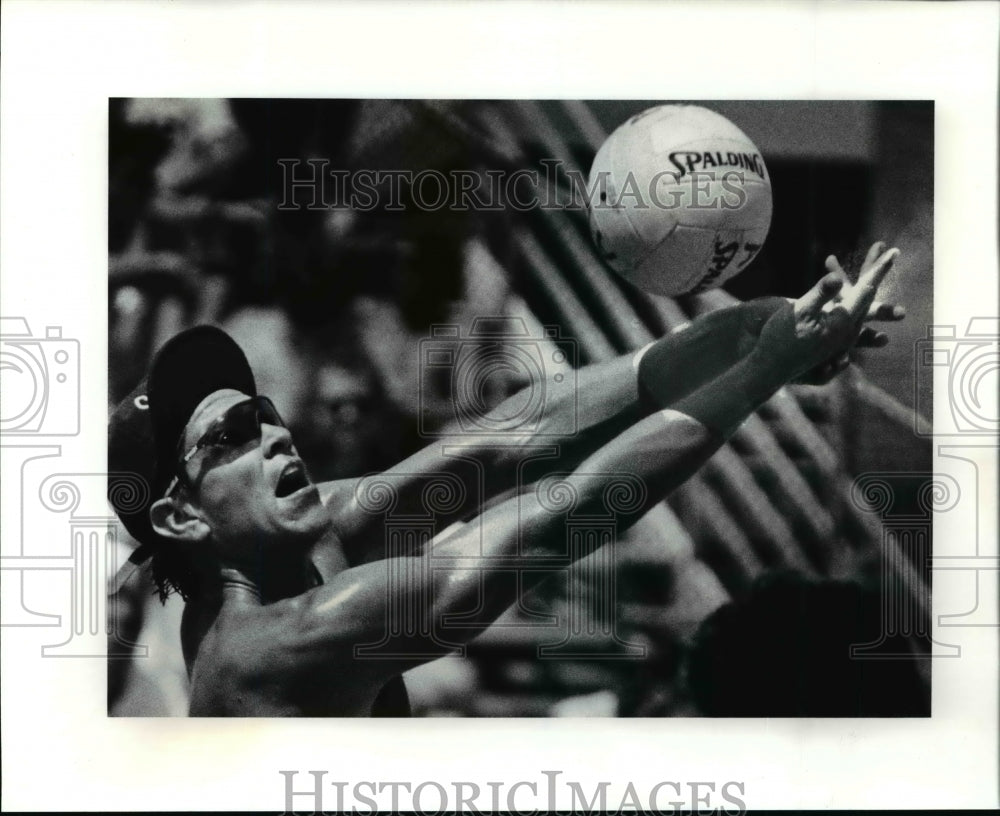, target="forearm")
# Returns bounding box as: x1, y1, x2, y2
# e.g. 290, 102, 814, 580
523, 411, 721, 547
634, 296, 785, 410
334, 299, 784, 558
421, 411, 725, 635
671, 348, 788, 438
499, 296, 786, 476
523, 348, 790, 550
